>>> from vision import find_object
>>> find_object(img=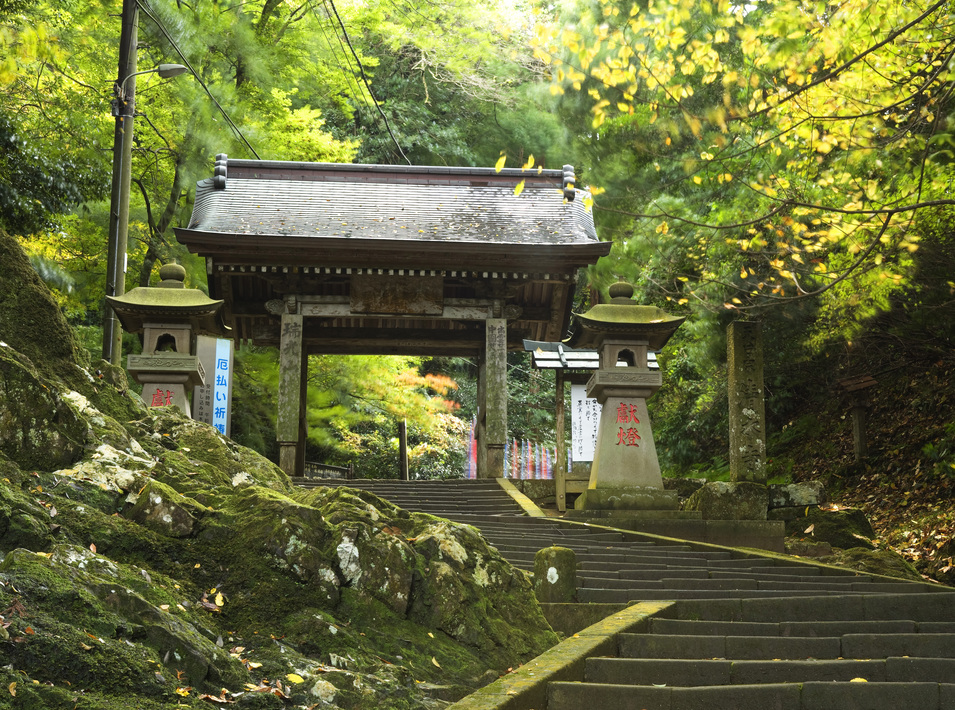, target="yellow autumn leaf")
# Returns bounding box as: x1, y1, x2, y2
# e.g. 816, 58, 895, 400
215, 592, 224, 607
175, 687, 191, 696
286, 673, 305, 684
522, 155, 535, 170
247, 661, 262, 669
427, 632, 434, 638
8, 682, 15, 697
431, 657, 441, 668
495, 154, 506, 172
850, 677, 868, 682
513, 180, 525, 196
